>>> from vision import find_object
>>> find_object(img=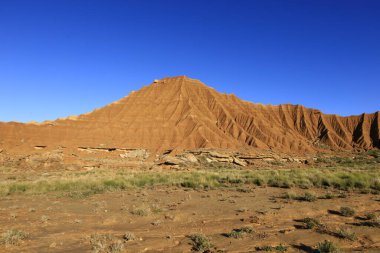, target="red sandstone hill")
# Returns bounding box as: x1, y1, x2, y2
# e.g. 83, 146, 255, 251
0, 76, 379, 154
